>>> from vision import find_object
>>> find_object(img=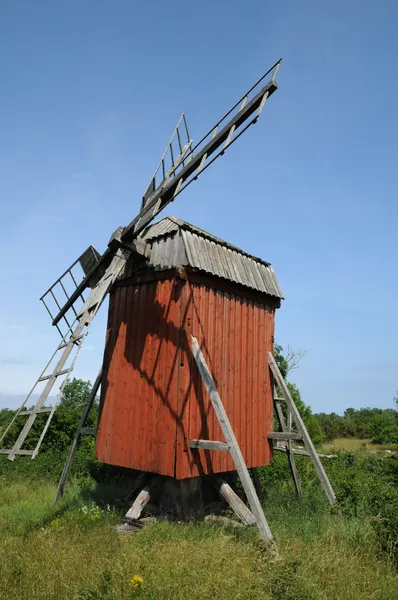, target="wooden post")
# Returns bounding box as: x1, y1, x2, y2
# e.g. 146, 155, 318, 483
217, 478, 256, 525
125, 486, 151, 521
54, 368, 102, 503
191, 336, 274, 546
